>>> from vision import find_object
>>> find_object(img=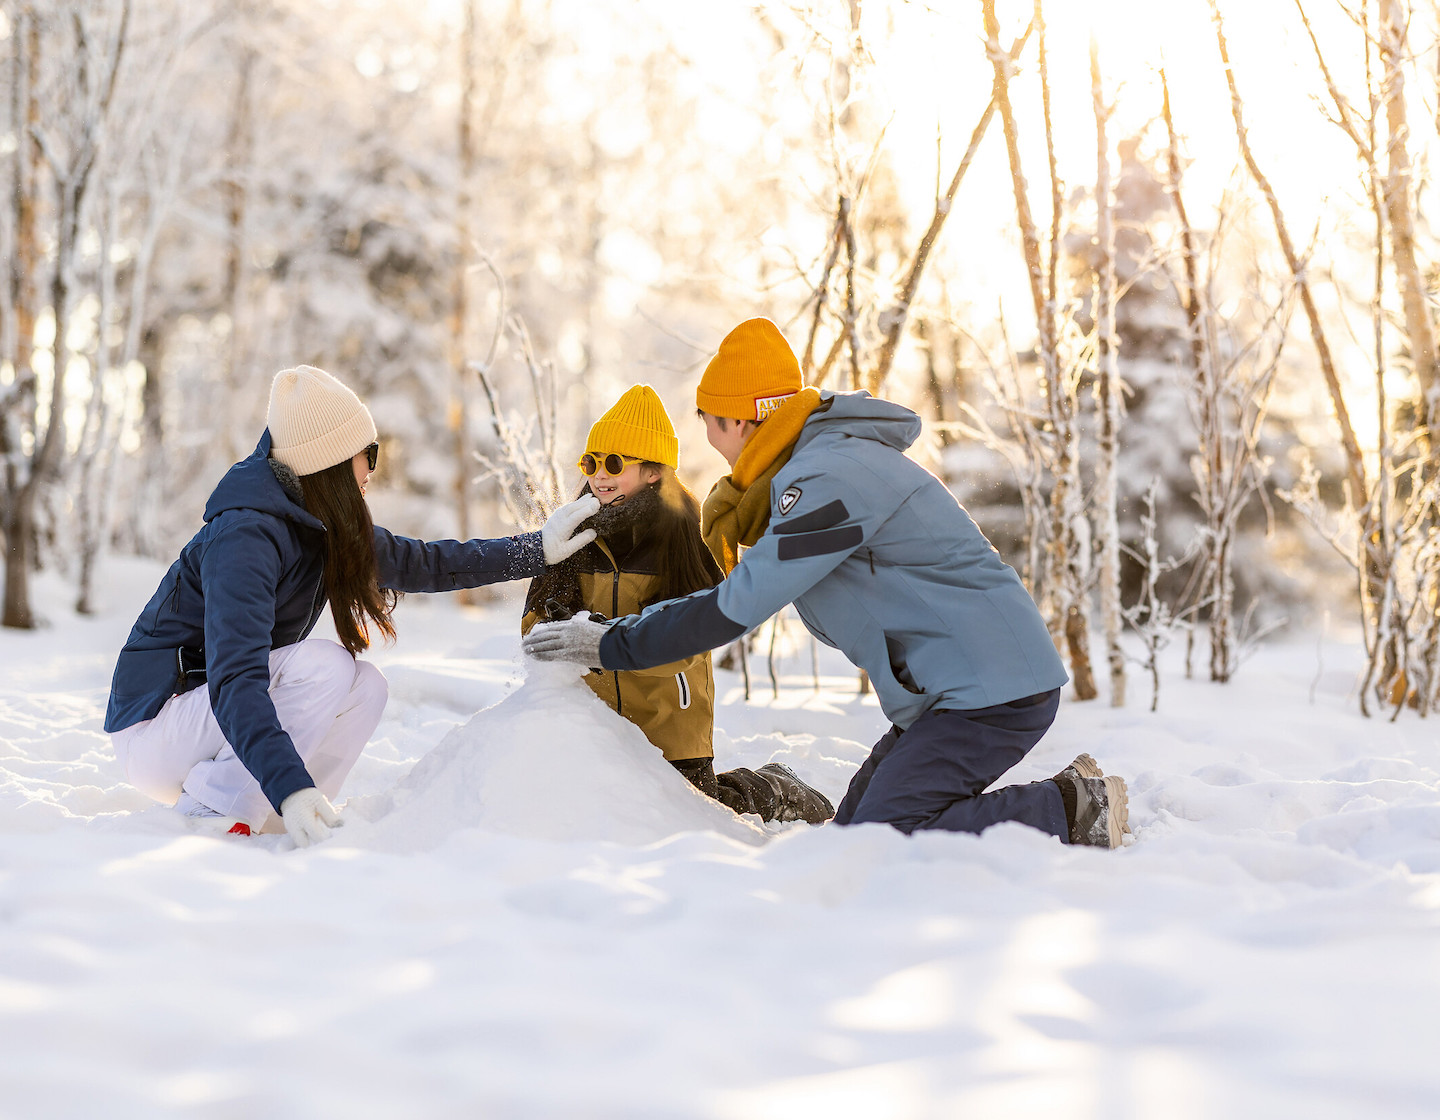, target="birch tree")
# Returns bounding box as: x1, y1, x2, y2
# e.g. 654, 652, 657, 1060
449, 0, 481, 602
982, 0, 1096, 699
1090, 37, 1125, 706
219, 19, 255, 467
1285, 0, 1440, 713
1, 3, 41, 627
867, 24, 1032, 393
1159, 70, 1284, 683
2, 0, 130, 629
1210, 1, 1368, 514
1377, 0, 1440, 439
